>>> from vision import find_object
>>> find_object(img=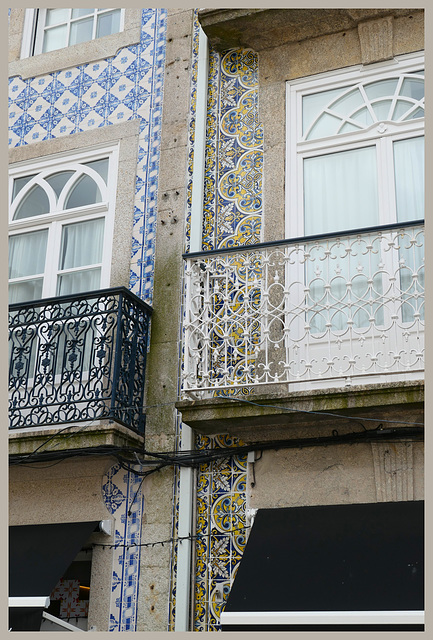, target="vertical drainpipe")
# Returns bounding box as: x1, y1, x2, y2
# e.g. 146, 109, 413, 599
174, 23, 208, 632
